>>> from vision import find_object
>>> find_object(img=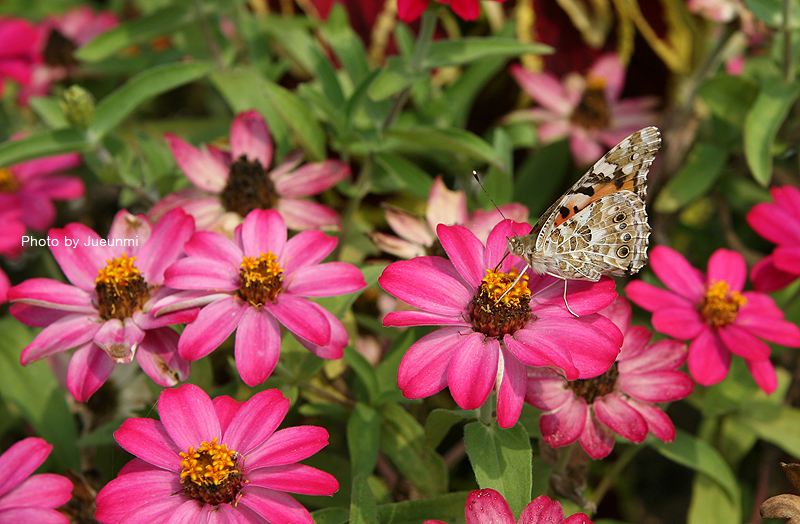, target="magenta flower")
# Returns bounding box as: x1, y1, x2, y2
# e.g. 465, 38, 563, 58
747, 185, 800, 292
8, 209, 196, 401
379, 220, 622, 428
150, 110, 350, 236
157, 208, 367, 386
525, 297, 694, 459
508, 54, 658, 165
0, 143, 83, 233
20, 6, 118, 102
398, 0, 506, 22
95, 383, 338, 524
0, 202, 25, 303
0, 17, 38, 99
0, 437, 73, 524
626, 246, 800, 394
370, 175, 528, 259
424, 488, 593, 524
